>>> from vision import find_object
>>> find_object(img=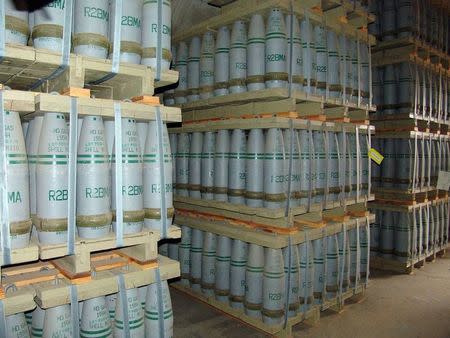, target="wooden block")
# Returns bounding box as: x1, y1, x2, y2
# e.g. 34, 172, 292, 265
61, 87, 90, 97
132, 95, 161, 105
